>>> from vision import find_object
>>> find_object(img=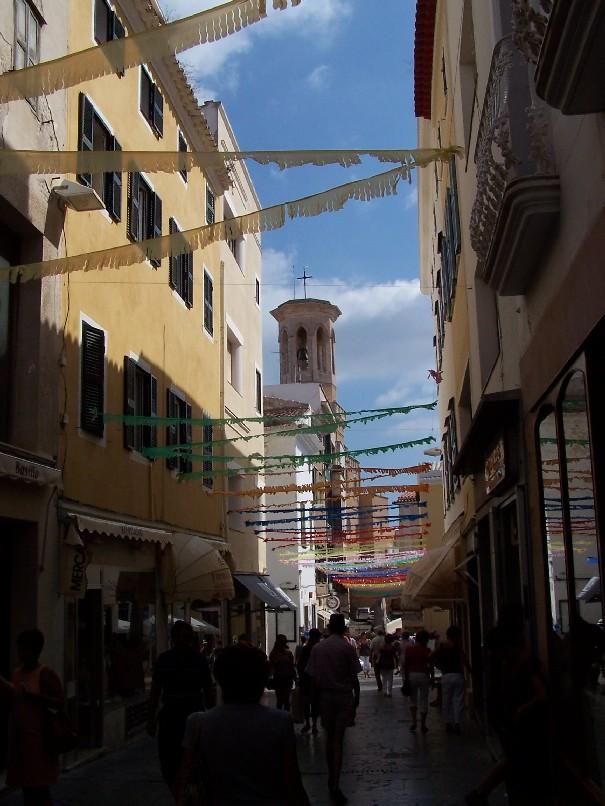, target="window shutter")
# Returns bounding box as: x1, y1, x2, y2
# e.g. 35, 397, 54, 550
166, 390, 178, 471
78, 93, 94, 187
169, 217, 179, 290
206, 187, 215, 224
186, 252, 193, 308
140, 68, 150, 120
123, 356, 136, 449
178, 130, 188, 181
449, 156, 461, 256
183, 402, 193, 474
153, 86, 164, 137
150, 193, 162, 267
106, 136, 122, 222
203, 421, 213, 488
81, 322, 105, 437
148, 375, 158, 450
127, 172, 140, 241
112, 11, 125, 40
